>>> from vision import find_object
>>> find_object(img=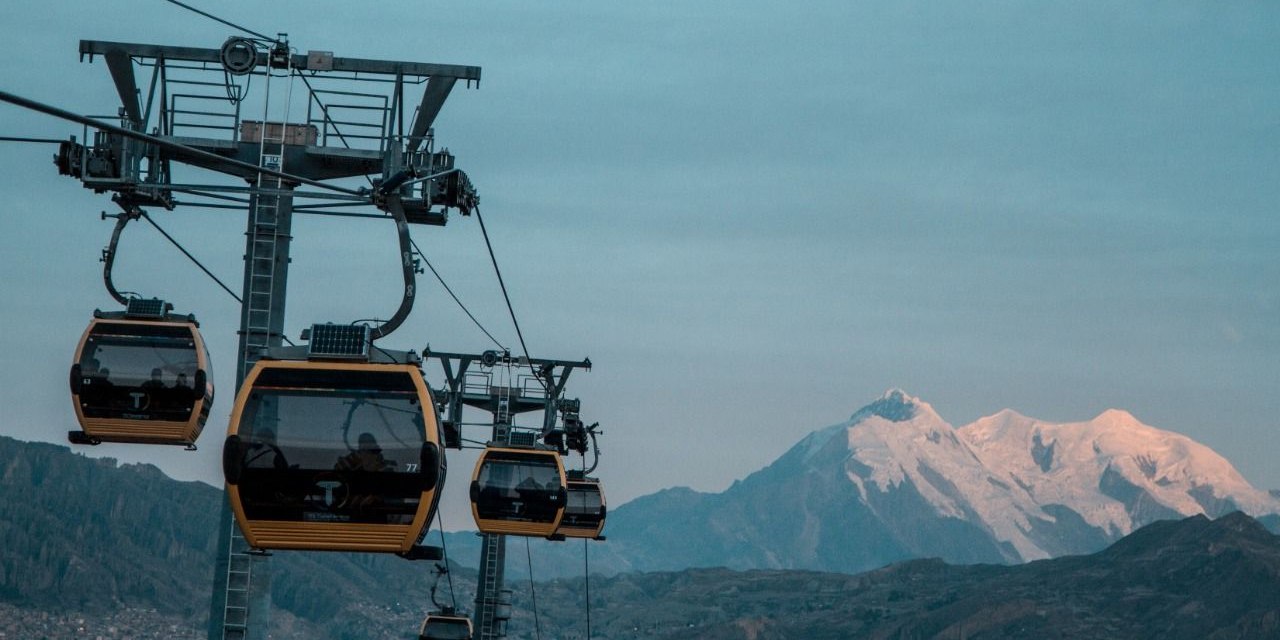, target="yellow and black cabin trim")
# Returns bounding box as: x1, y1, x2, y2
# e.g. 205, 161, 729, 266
555, 476, 606, 540
224, 359, 443, 553
470, 447, 566, 537
69, 317, 214, 446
